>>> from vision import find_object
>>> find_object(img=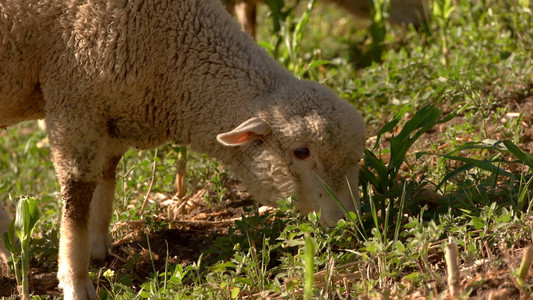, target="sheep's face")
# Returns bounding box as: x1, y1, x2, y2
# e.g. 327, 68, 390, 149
217, 82, 365, 227
283, 140, 362, 227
